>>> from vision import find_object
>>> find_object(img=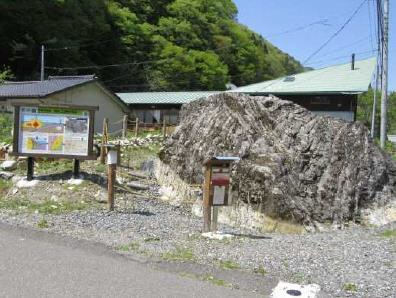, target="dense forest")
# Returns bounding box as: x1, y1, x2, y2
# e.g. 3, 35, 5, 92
0, 0, 304, 91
